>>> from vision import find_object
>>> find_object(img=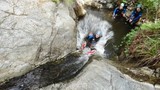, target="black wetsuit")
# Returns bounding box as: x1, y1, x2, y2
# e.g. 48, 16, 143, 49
85, 35, 101, 47
95, 37, 101, 42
